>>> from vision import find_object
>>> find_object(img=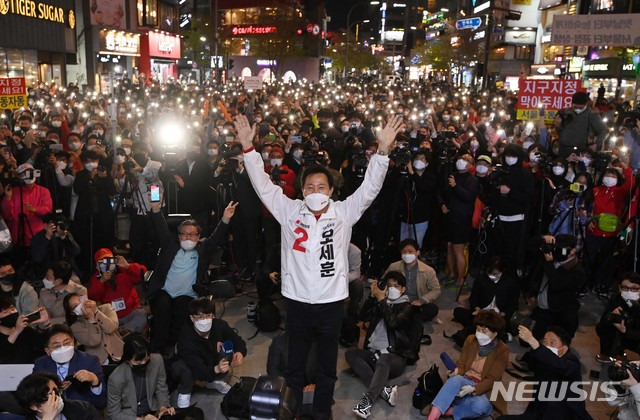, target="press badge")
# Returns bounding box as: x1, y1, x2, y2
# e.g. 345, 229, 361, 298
112, 298, 126, 312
